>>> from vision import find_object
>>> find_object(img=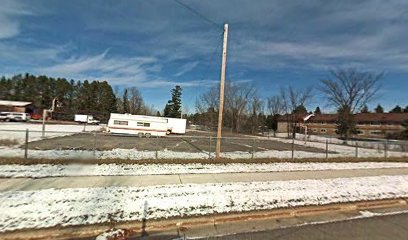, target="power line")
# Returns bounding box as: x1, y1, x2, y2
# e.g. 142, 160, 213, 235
173, 0, 223, 30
